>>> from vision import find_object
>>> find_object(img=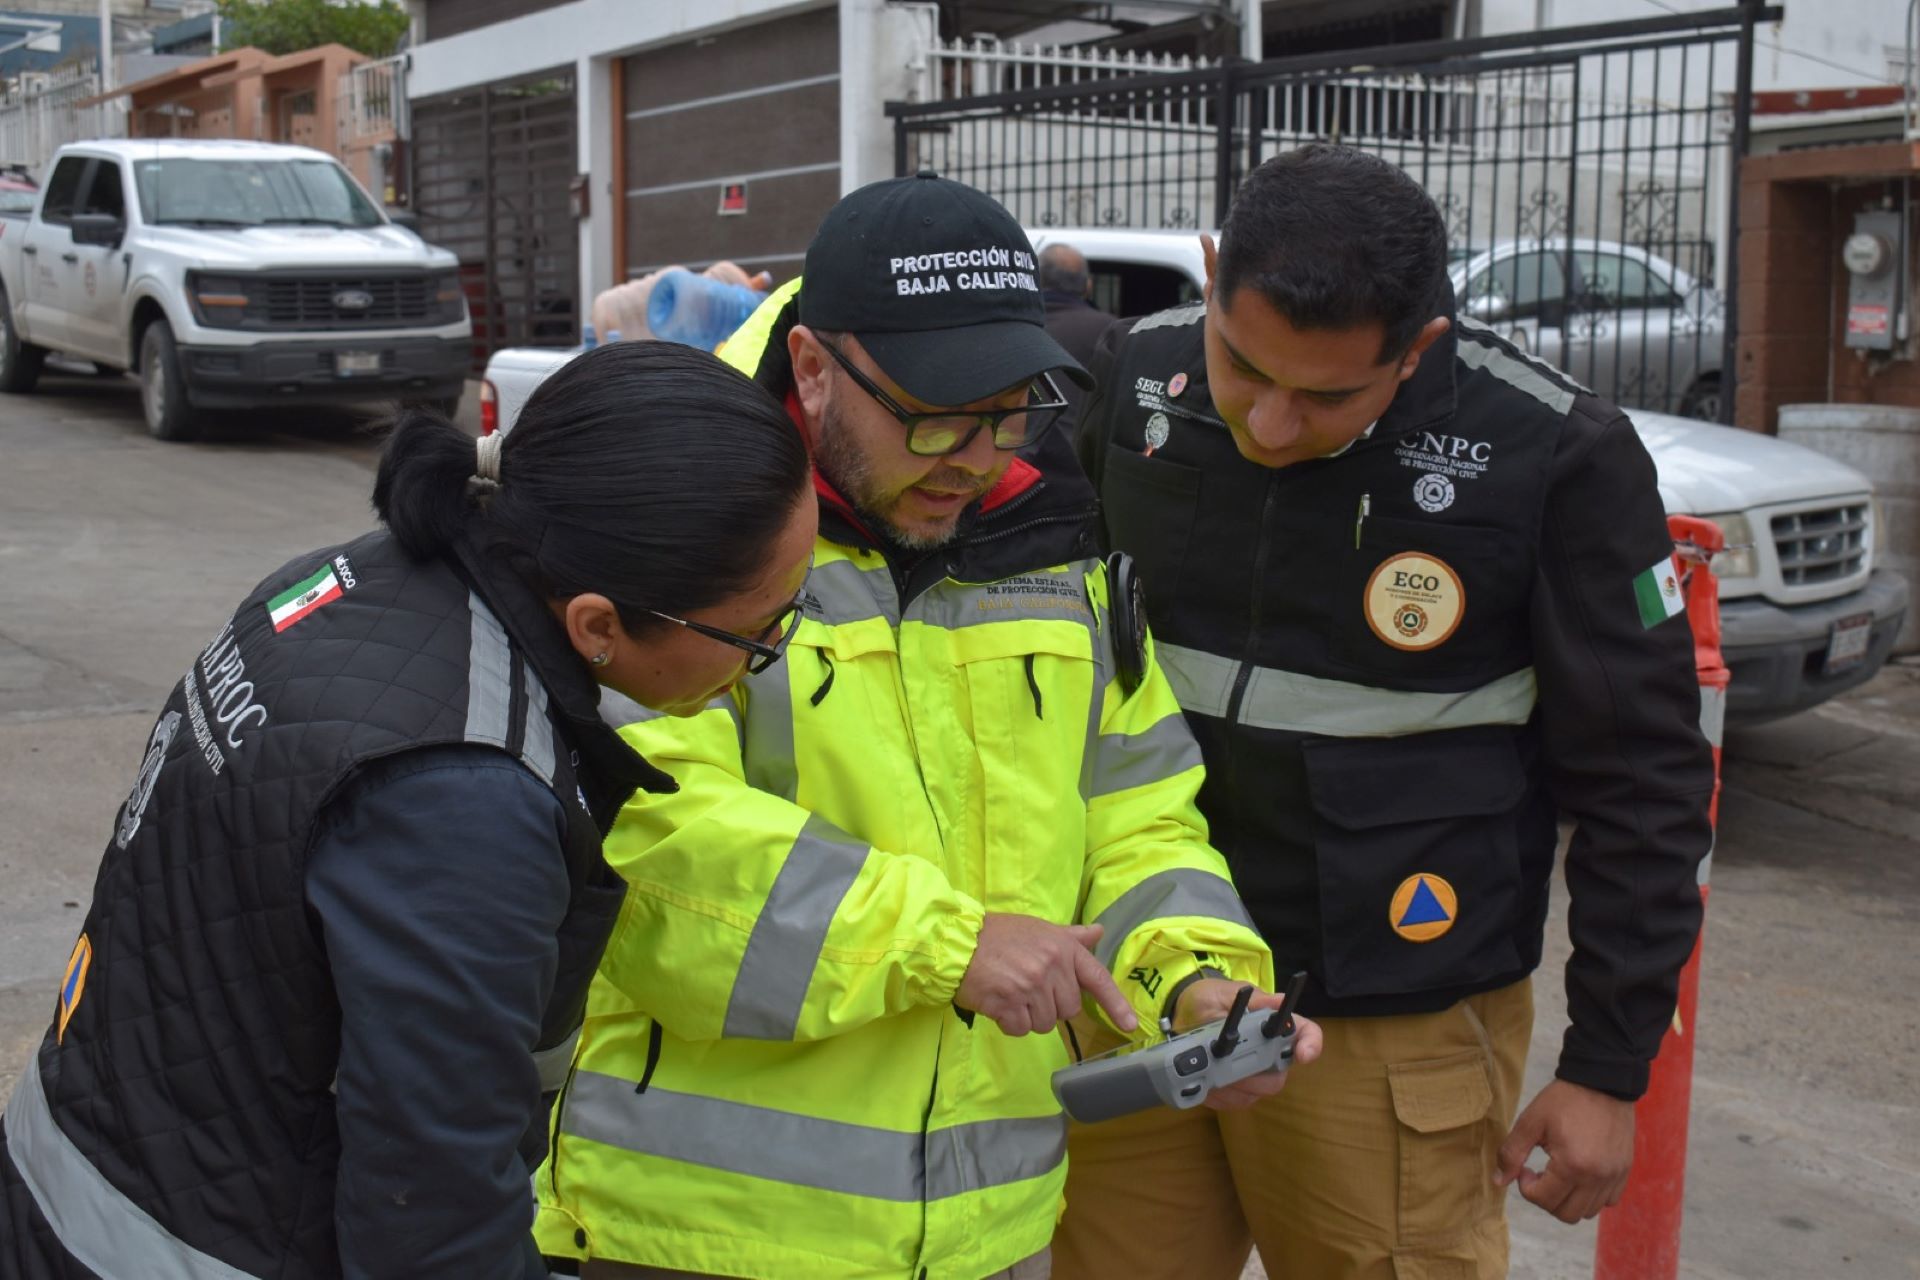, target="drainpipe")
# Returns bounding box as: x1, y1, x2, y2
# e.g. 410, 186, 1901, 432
98, 0, 111, 94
